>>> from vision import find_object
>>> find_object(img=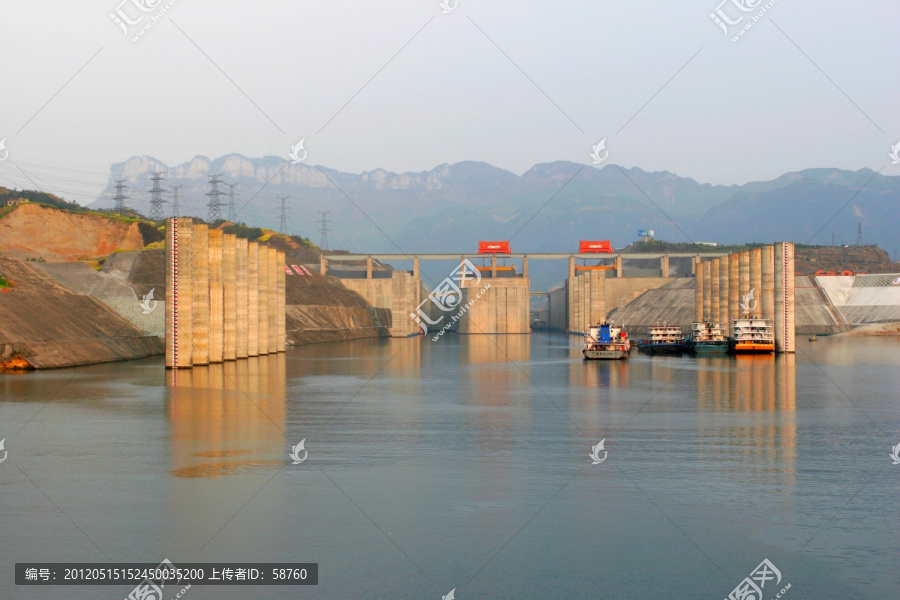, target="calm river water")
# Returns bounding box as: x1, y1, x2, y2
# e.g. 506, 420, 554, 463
1, 333, 898, 599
